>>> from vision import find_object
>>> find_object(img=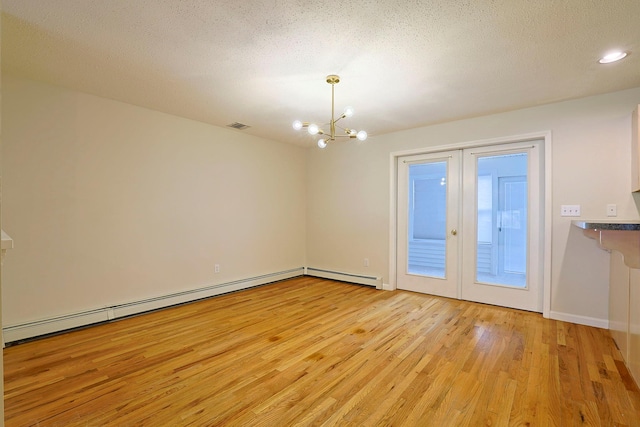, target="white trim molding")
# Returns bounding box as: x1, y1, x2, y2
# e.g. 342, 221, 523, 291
549, 311, 609, 329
